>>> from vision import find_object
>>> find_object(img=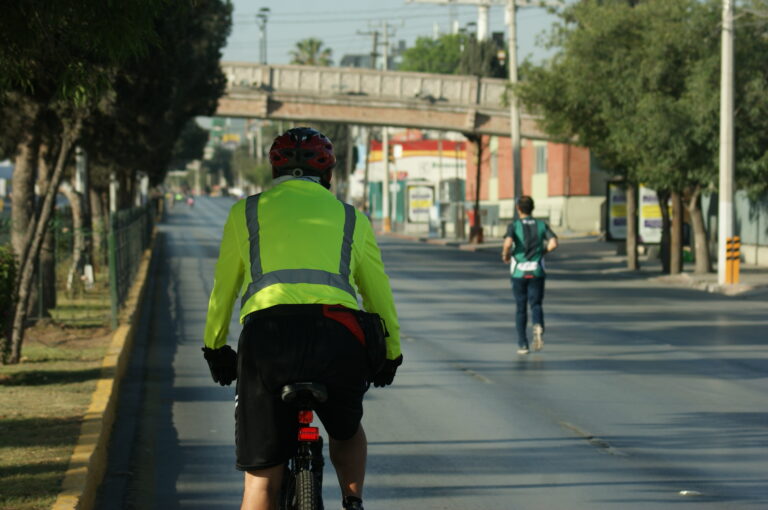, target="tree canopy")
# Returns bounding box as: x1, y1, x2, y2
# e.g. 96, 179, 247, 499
0, 0, 232, 364
290, 38, 333, 66
400, 33, 506, 78
514, 0, 768, 273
